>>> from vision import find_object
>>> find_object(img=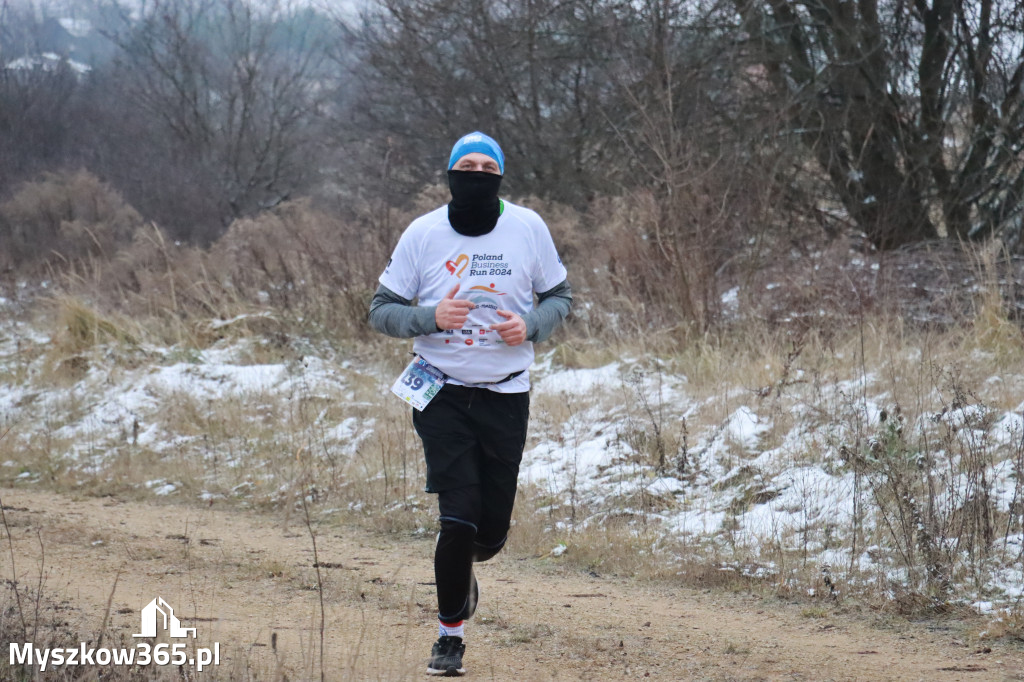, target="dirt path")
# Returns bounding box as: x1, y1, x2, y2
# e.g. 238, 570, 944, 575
1, 488, 1021, 681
